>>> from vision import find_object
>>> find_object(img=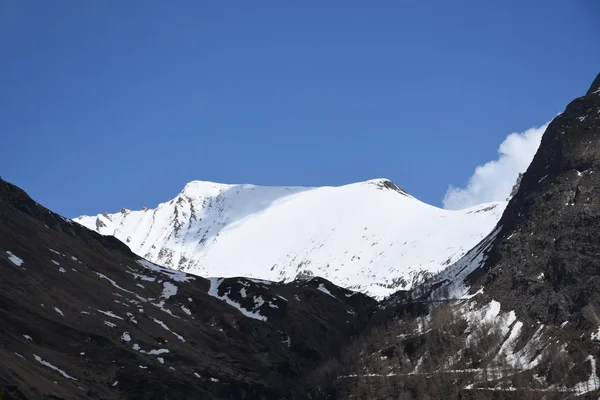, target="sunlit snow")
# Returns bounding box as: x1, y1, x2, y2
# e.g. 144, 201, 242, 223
33, 354, 77, 380
317, 284, 335, 298
75, 179, 504, 299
